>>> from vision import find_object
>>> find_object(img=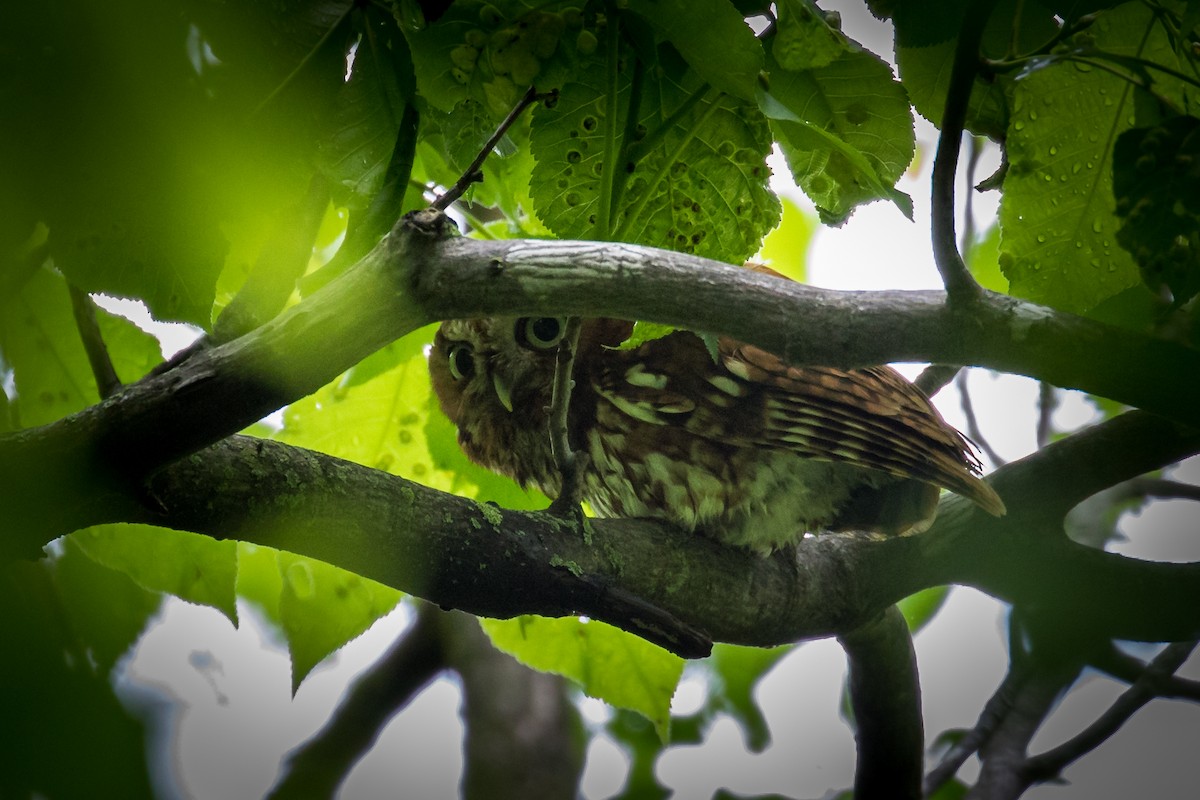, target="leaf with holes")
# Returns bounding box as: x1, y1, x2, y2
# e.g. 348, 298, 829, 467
764, 47, 914, 224
530, 51, 779, 263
